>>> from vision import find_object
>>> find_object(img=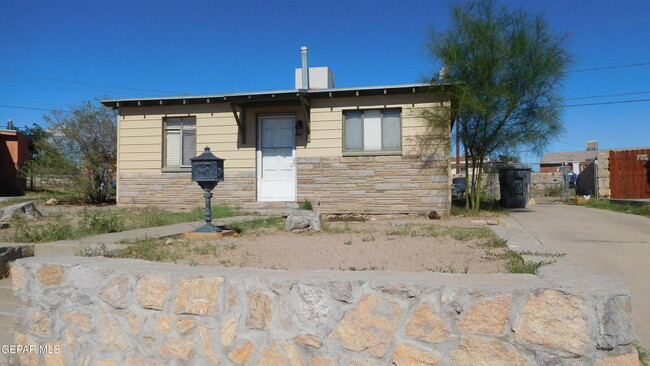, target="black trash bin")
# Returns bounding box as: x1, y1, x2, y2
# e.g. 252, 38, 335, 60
498, 164, 532, 208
